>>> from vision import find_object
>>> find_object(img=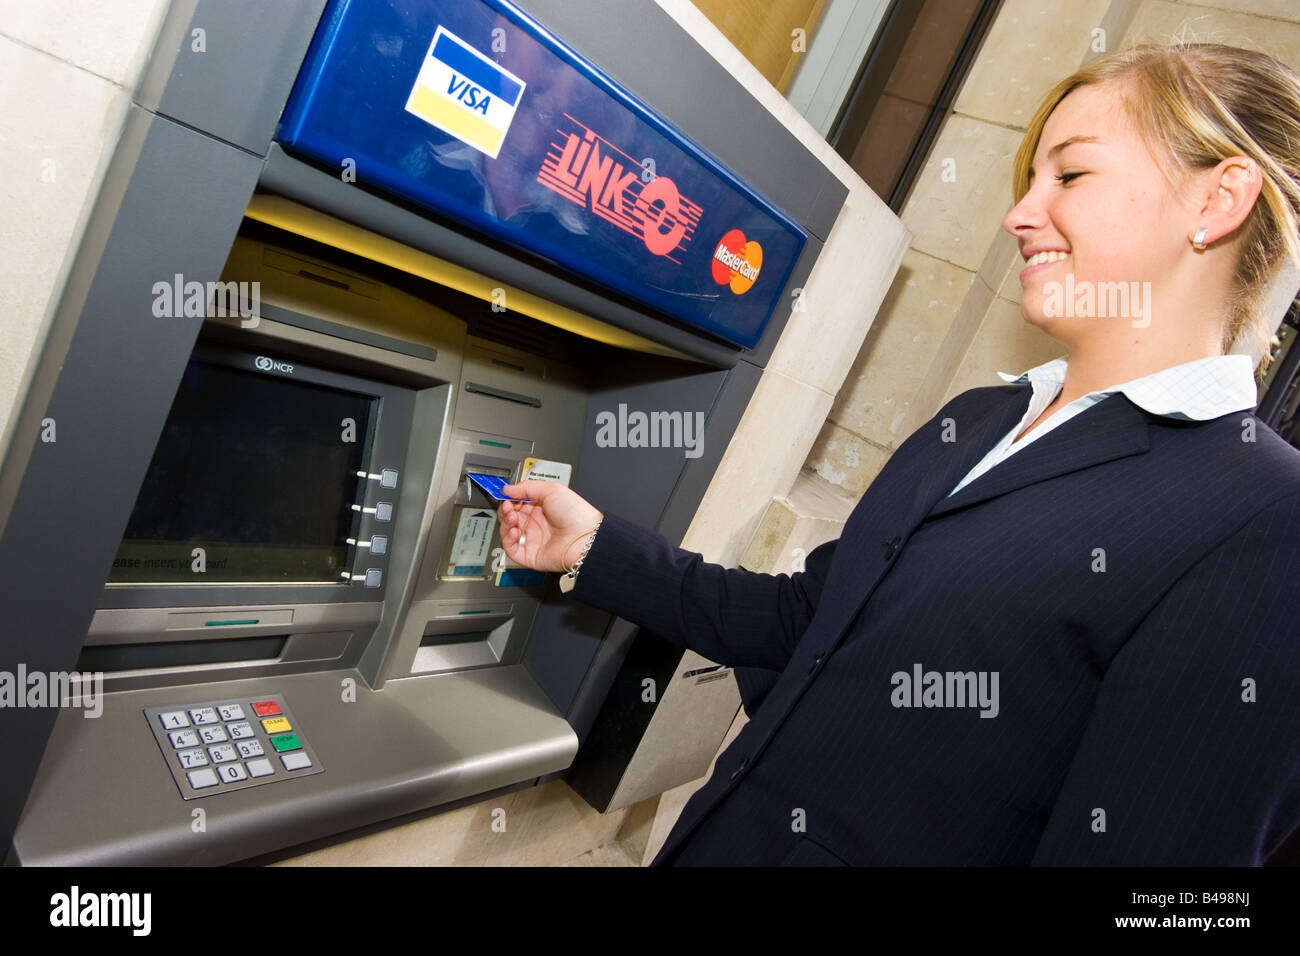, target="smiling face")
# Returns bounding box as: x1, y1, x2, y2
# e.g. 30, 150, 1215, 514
1002, 80, 1195, 341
